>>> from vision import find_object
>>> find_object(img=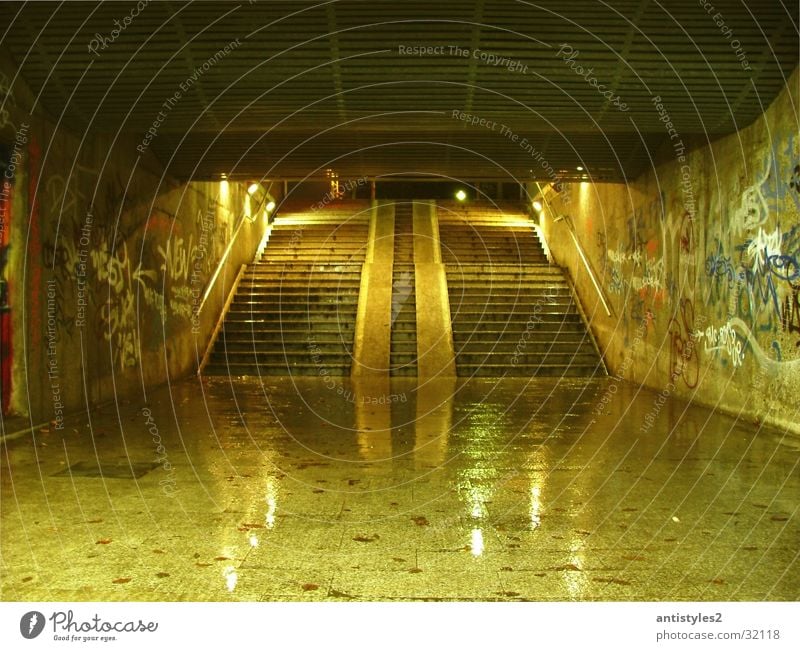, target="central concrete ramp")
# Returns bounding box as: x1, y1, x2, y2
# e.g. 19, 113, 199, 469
413, 201, 457, 379
351, 202, 394, 377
